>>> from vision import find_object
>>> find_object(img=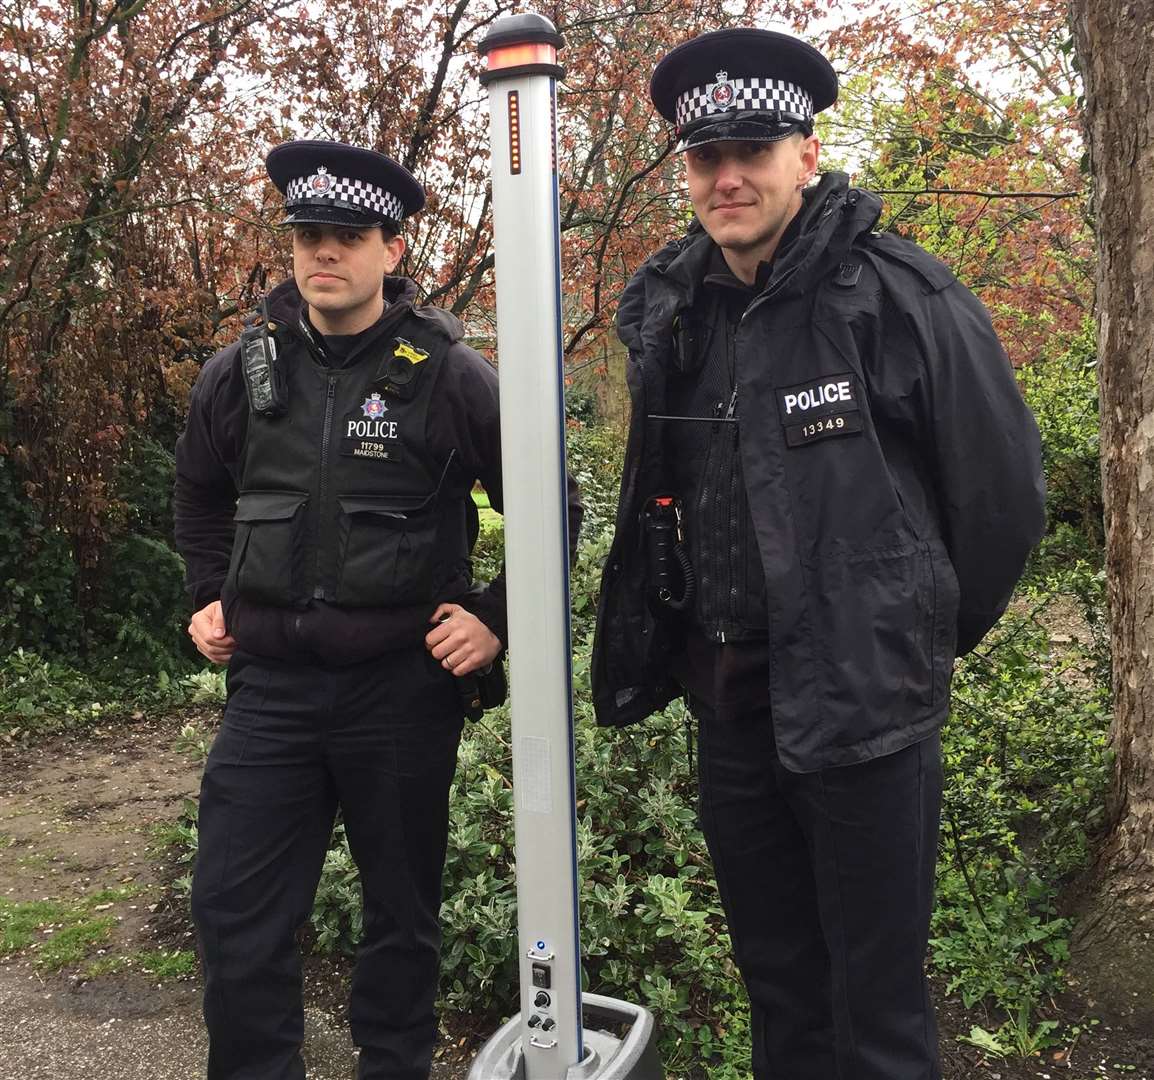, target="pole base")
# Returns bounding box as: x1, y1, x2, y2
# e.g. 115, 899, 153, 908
466, 993, 664, 1080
